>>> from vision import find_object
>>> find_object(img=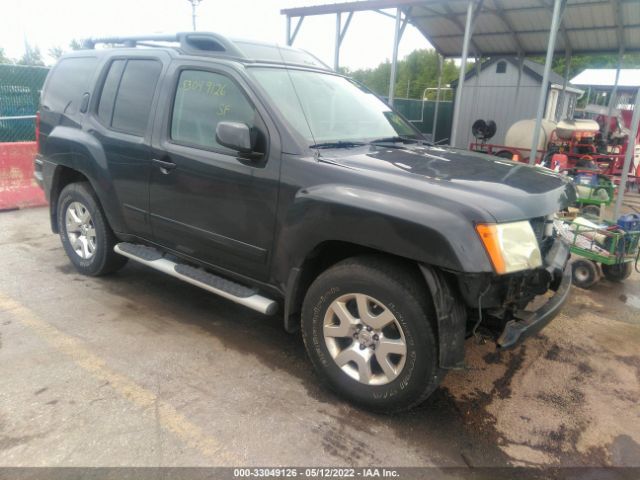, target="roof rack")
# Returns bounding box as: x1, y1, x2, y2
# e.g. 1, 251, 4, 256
82, 32, 247, 59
